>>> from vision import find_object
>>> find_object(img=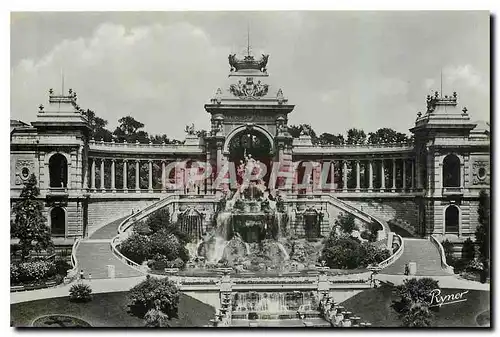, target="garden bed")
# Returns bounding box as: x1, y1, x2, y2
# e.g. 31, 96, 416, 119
339, 284, 490, 327
11, 291, 215, 328
10, 277, 62, 292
